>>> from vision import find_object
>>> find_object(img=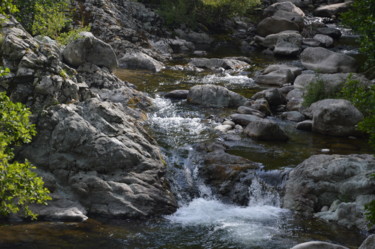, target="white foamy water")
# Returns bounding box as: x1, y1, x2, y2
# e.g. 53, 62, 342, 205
149, 96, 211, 146
187, 73, 257, 88
166, 198, 290, 244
